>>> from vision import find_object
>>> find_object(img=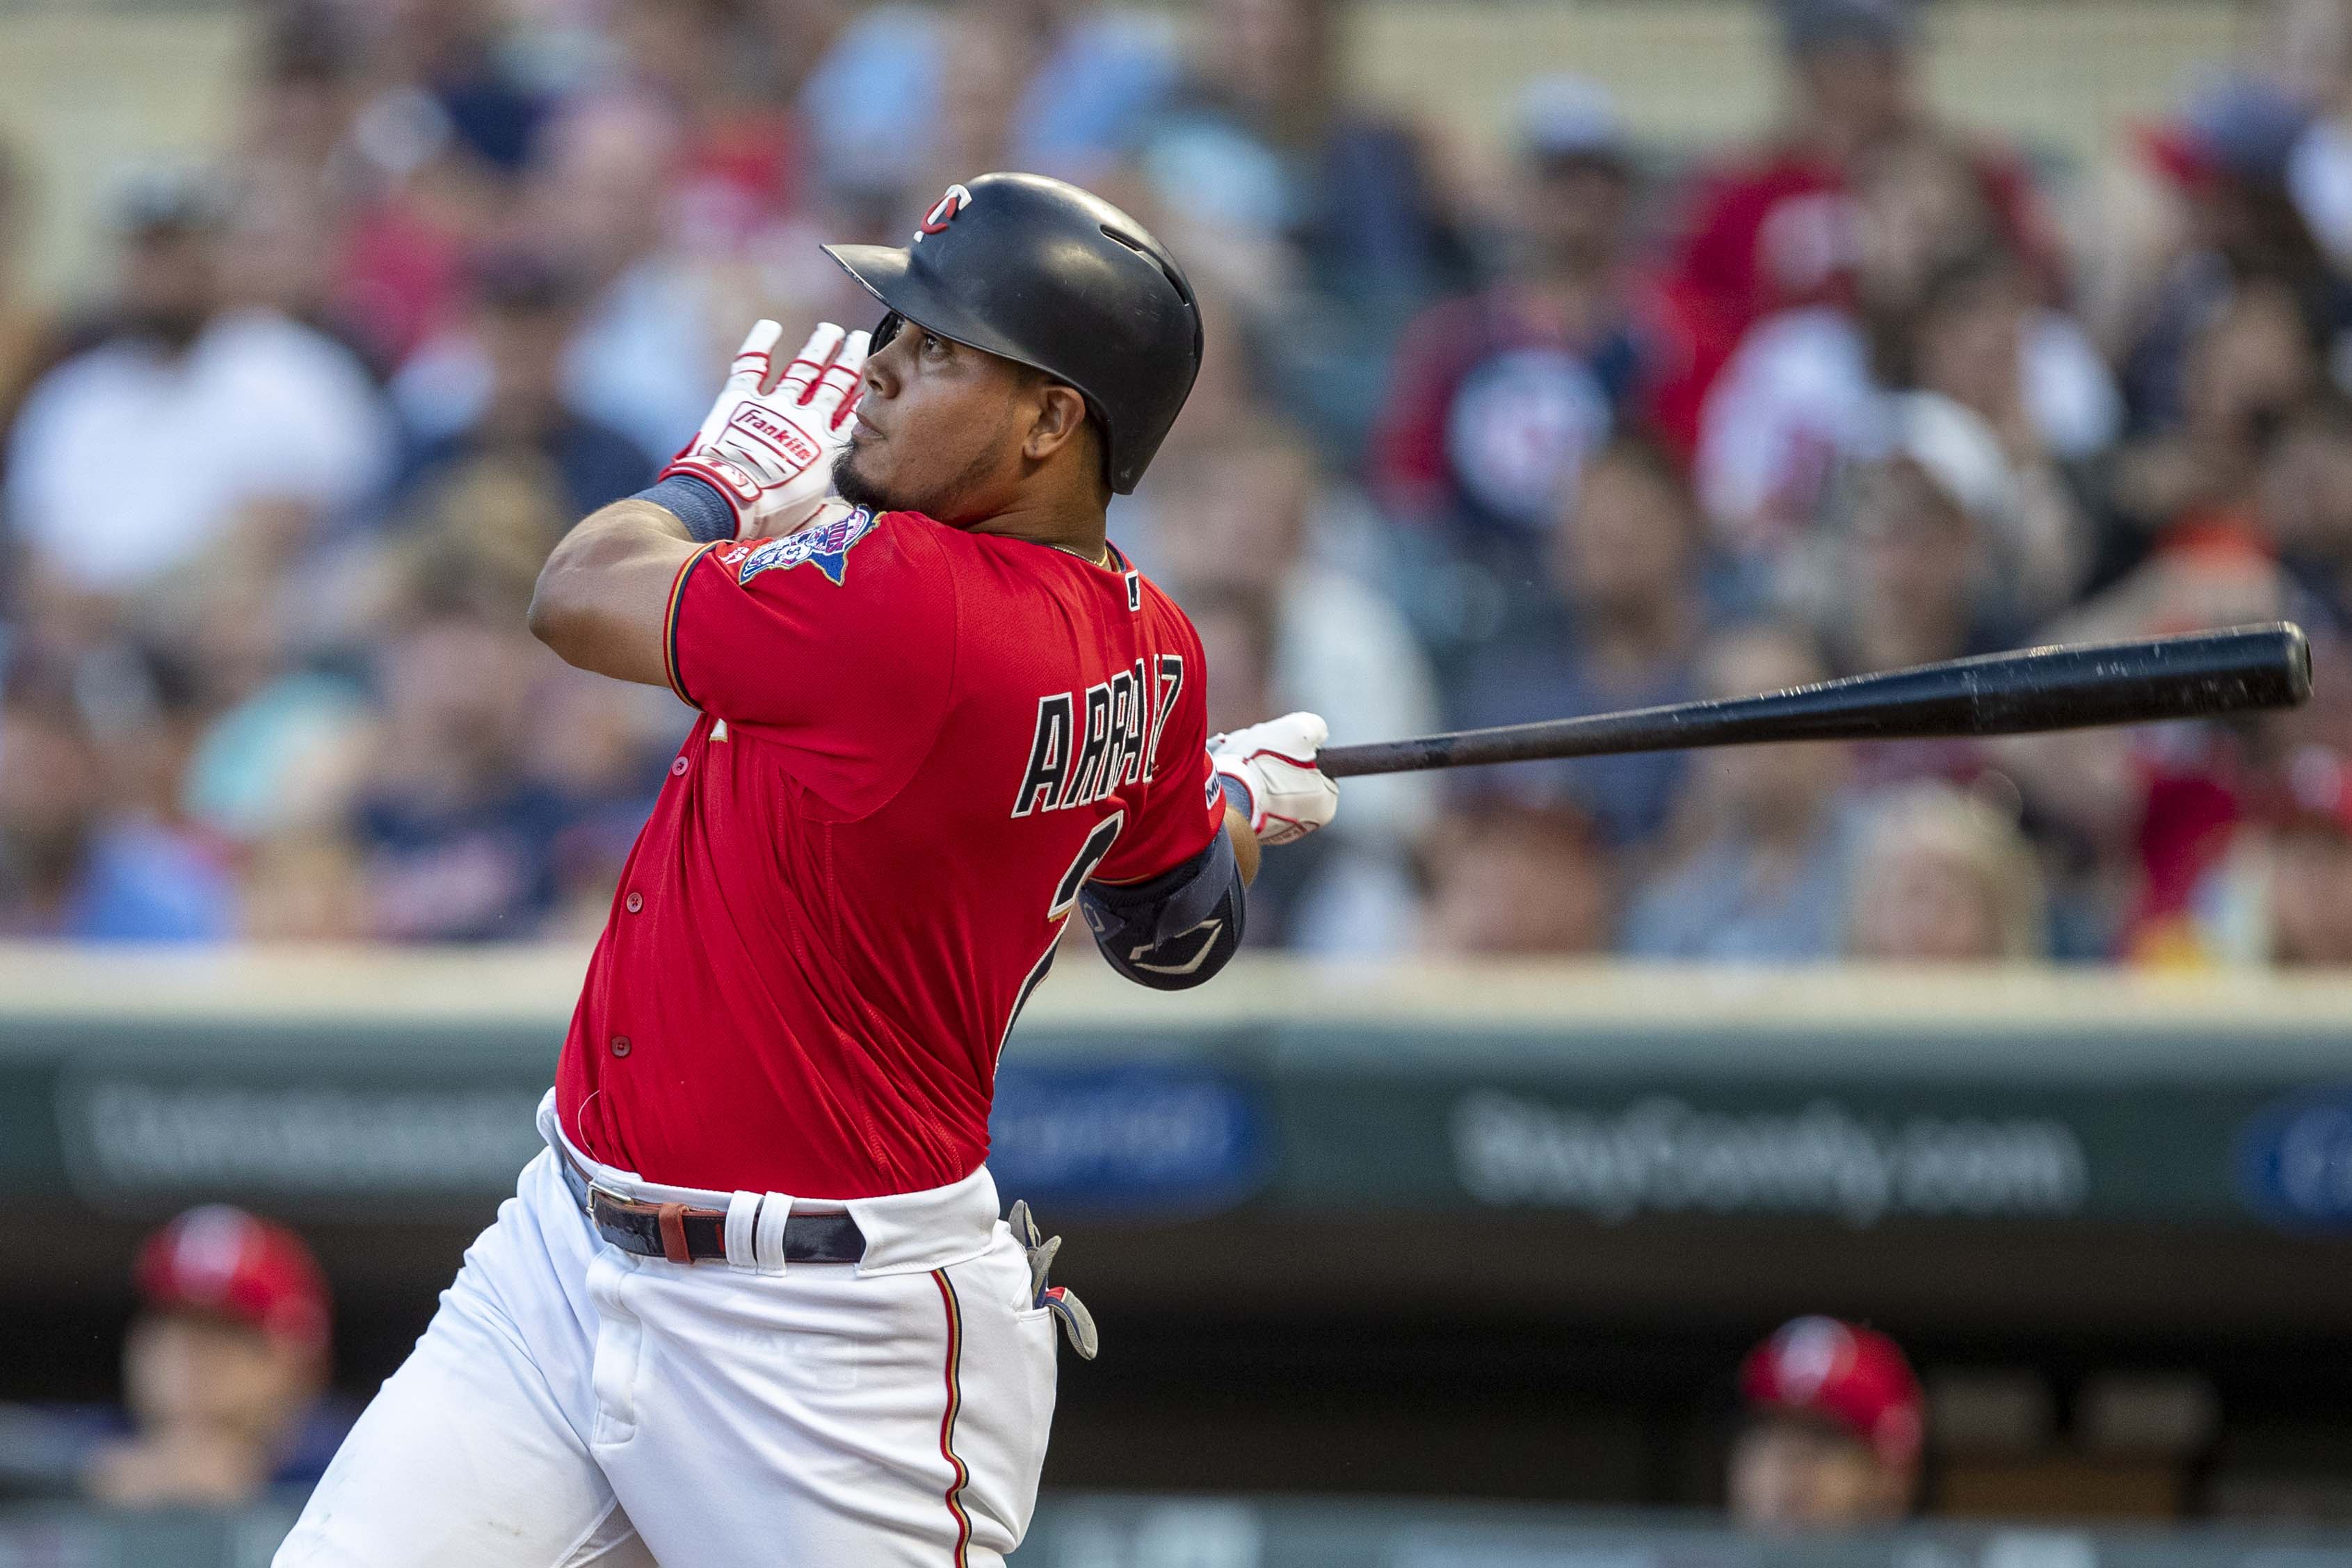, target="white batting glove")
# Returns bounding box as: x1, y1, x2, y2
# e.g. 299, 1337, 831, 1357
1211, 712, 1339, 847
662, 320, 869, 539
